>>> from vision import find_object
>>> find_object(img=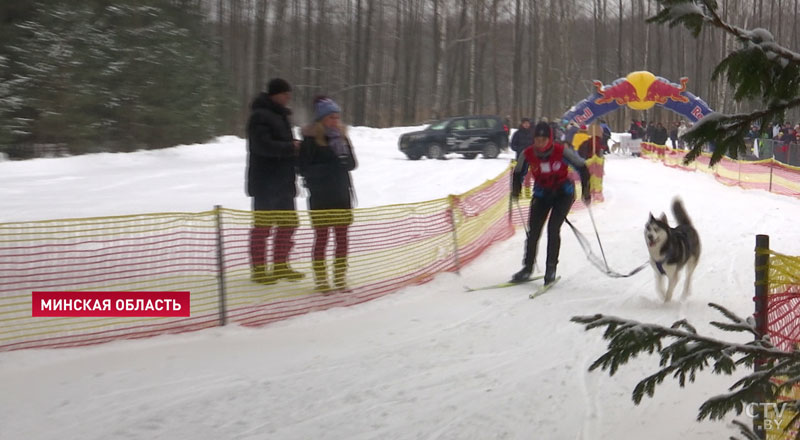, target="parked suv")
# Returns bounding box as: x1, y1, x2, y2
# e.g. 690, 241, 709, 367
398, 115, 509, 160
